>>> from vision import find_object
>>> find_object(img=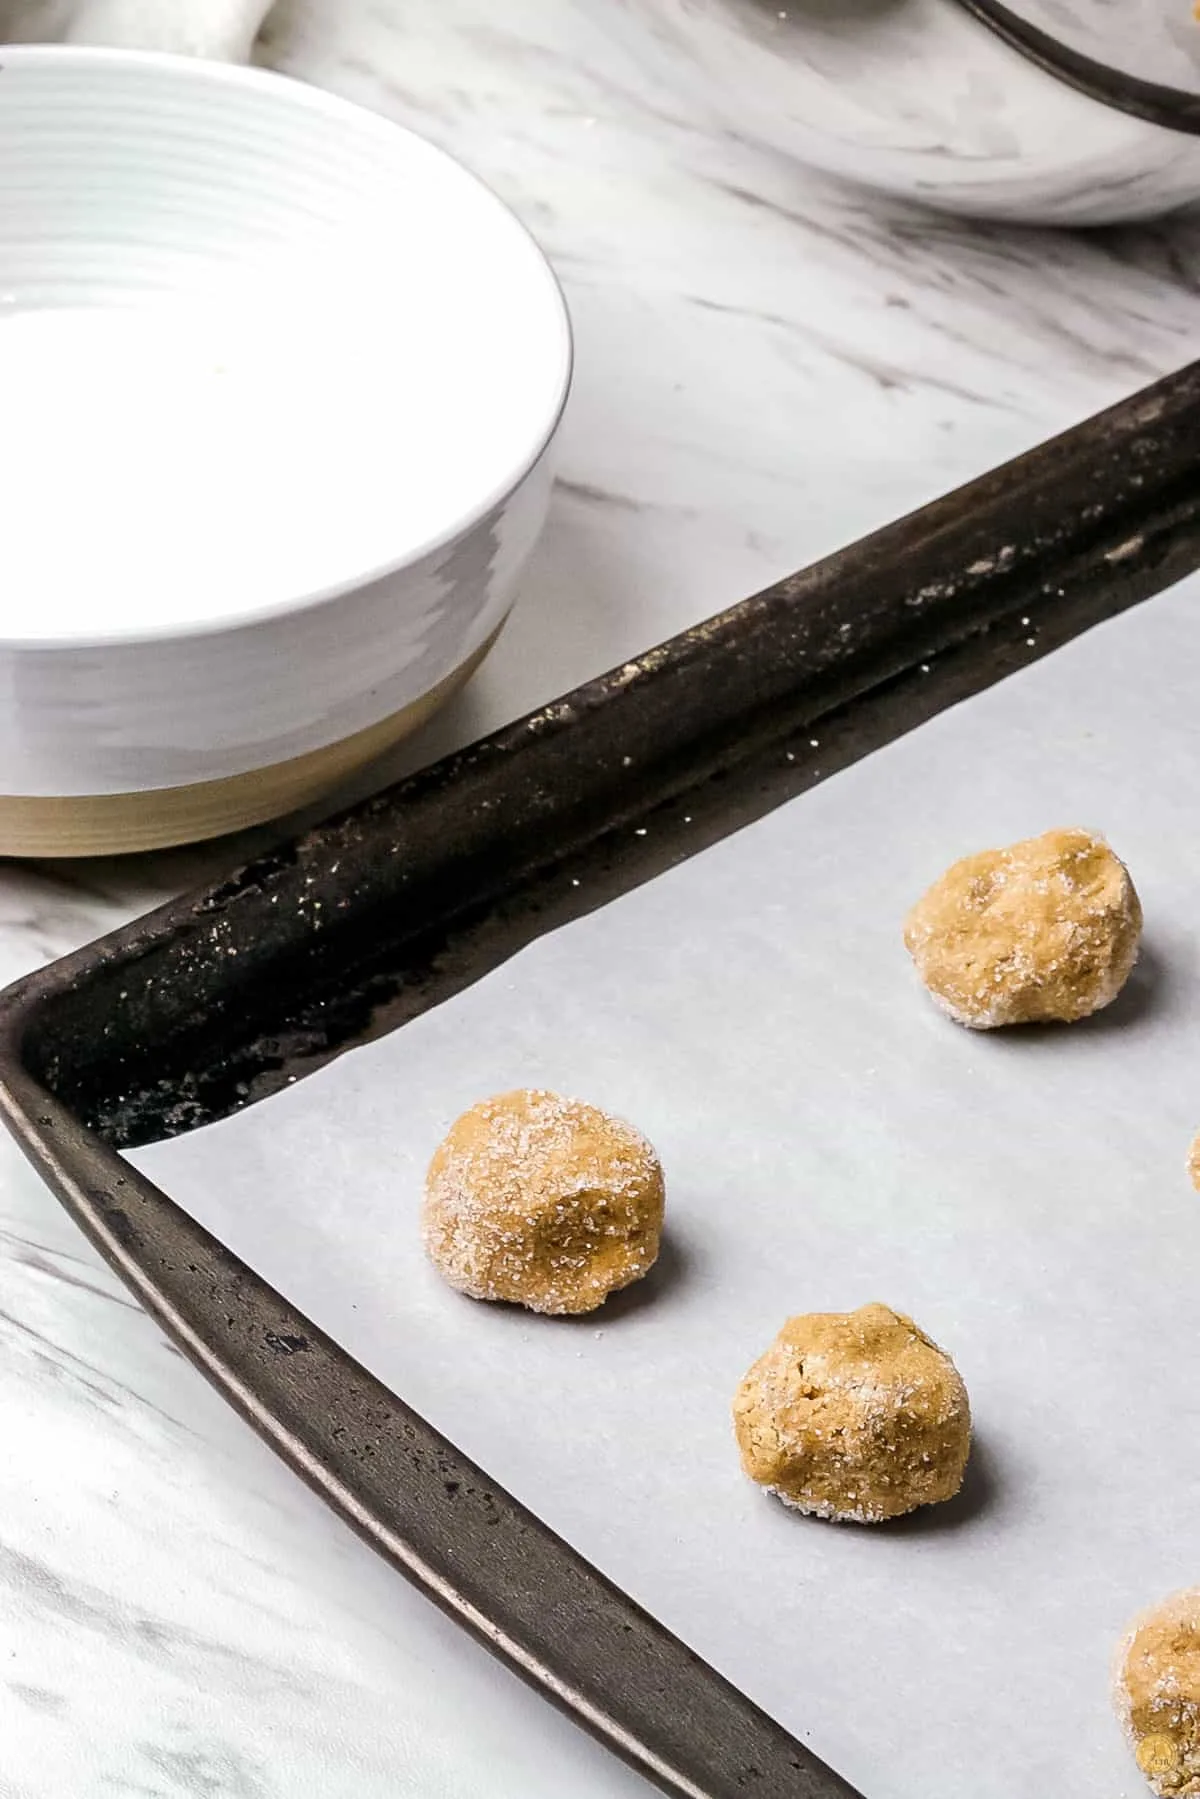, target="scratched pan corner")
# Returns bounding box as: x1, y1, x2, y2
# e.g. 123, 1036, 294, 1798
0, 360, 1198, 1799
